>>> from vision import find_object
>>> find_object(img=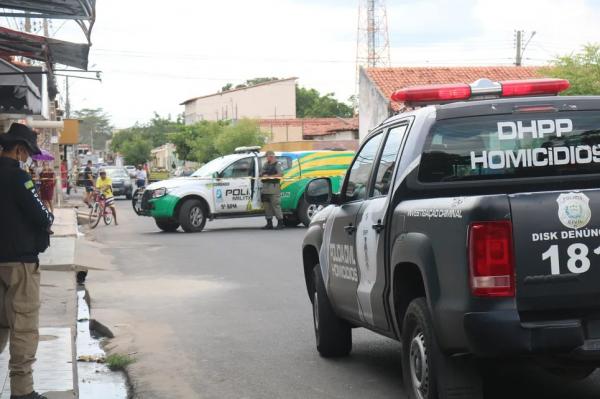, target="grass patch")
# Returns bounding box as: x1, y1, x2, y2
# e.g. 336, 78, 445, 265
105, 353, 135, 371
